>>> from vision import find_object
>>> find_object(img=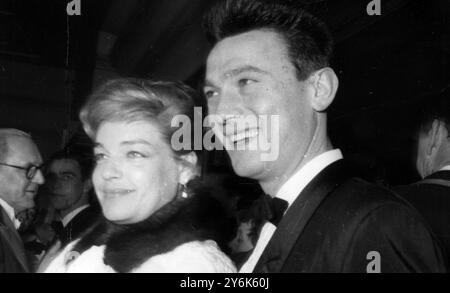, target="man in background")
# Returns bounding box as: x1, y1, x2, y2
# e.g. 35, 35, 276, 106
45, 150, 98, 246
0, 128, 45, 273
396, 92, 450, 265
